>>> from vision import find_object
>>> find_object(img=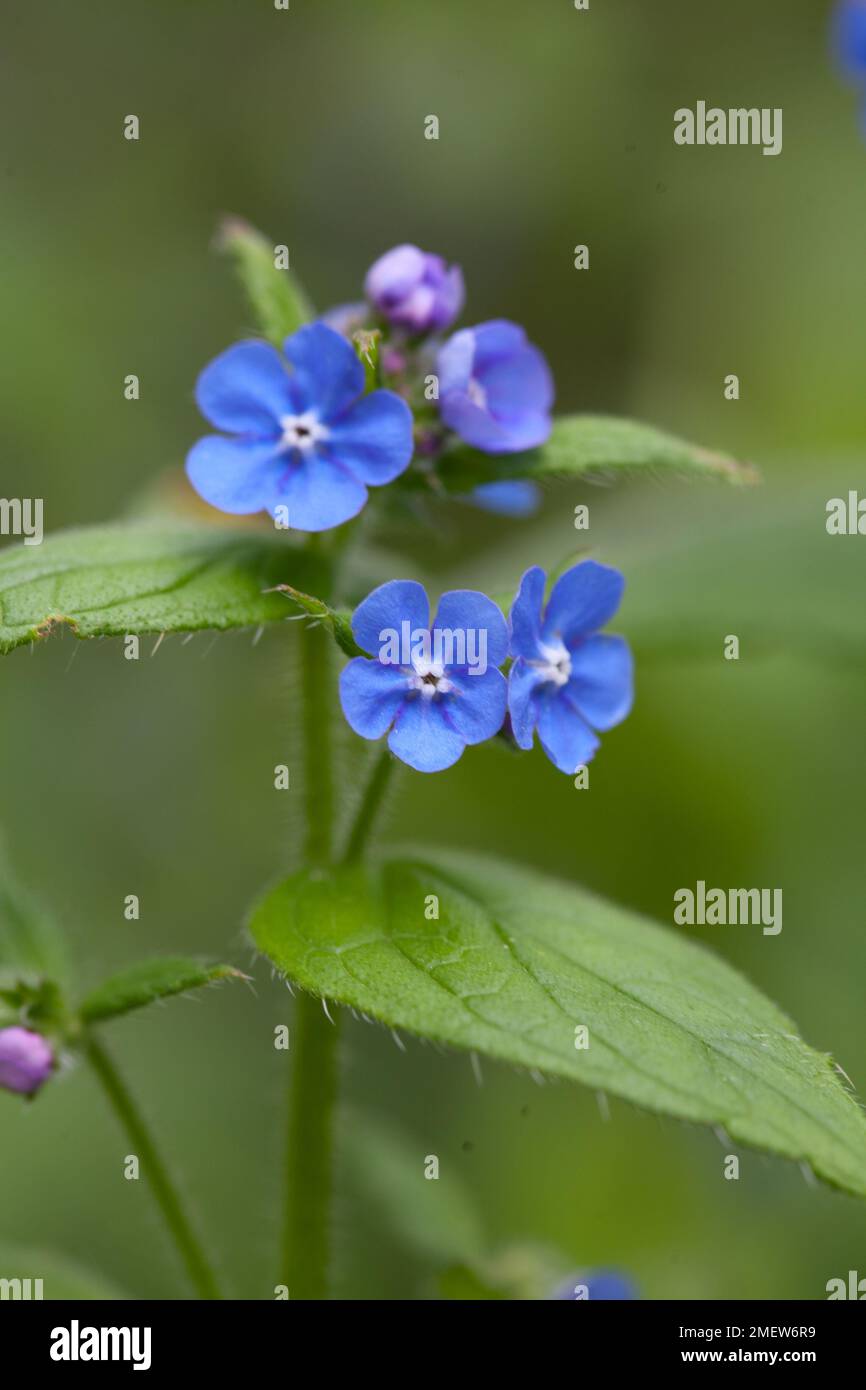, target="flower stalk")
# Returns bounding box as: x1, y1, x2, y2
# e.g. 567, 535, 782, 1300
341, 746, 396, 864
86, 1034, 221, 1300
280, 620, 341, 1298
